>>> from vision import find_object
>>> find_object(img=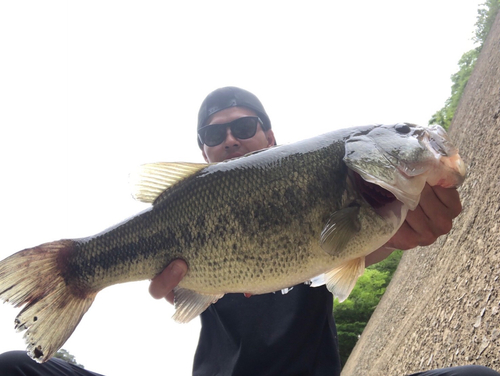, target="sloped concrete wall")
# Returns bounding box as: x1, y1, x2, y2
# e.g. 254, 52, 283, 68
342, 12, 500, 376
